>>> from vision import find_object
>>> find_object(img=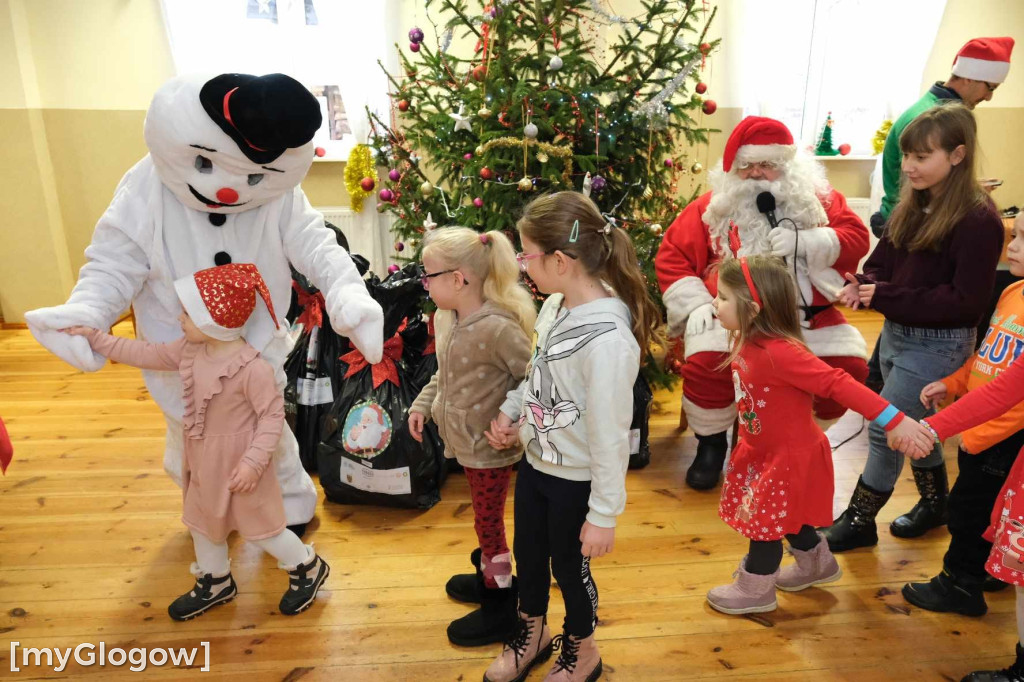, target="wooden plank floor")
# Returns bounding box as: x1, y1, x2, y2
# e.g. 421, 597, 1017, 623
0, 310, 1017, 680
